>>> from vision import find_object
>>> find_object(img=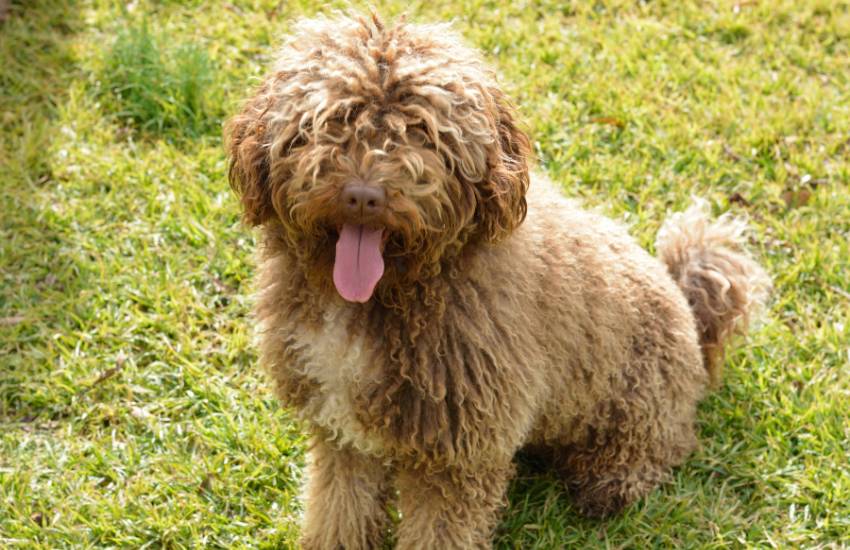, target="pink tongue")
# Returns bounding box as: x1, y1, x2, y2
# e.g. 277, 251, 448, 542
333, 224, 385, 303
